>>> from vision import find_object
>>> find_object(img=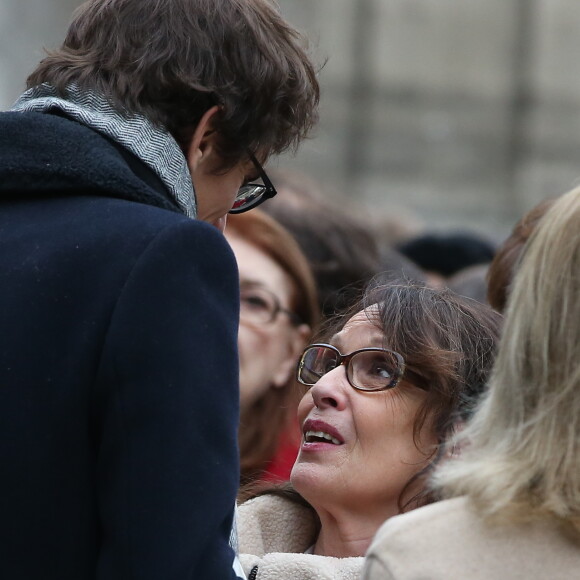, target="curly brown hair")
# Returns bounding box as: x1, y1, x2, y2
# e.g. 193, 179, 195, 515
28, 0, 320, 167
323, 281, 503, 510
